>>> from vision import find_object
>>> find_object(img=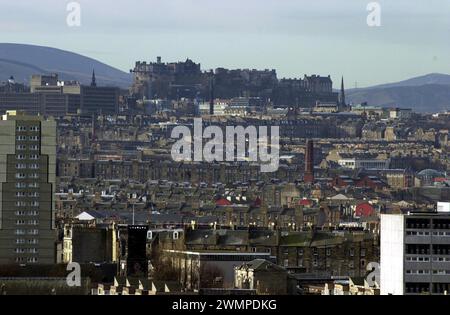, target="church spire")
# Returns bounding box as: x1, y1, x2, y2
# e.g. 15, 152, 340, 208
340, 76, 346, 106
91, 69, 97, 87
